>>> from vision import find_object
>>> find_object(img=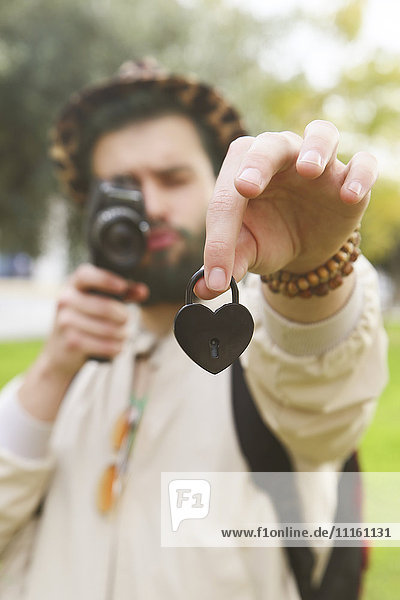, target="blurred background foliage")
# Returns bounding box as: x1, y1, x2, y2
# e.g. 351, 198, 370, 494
0, 0, 399, 279
0, 2, 399, 595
